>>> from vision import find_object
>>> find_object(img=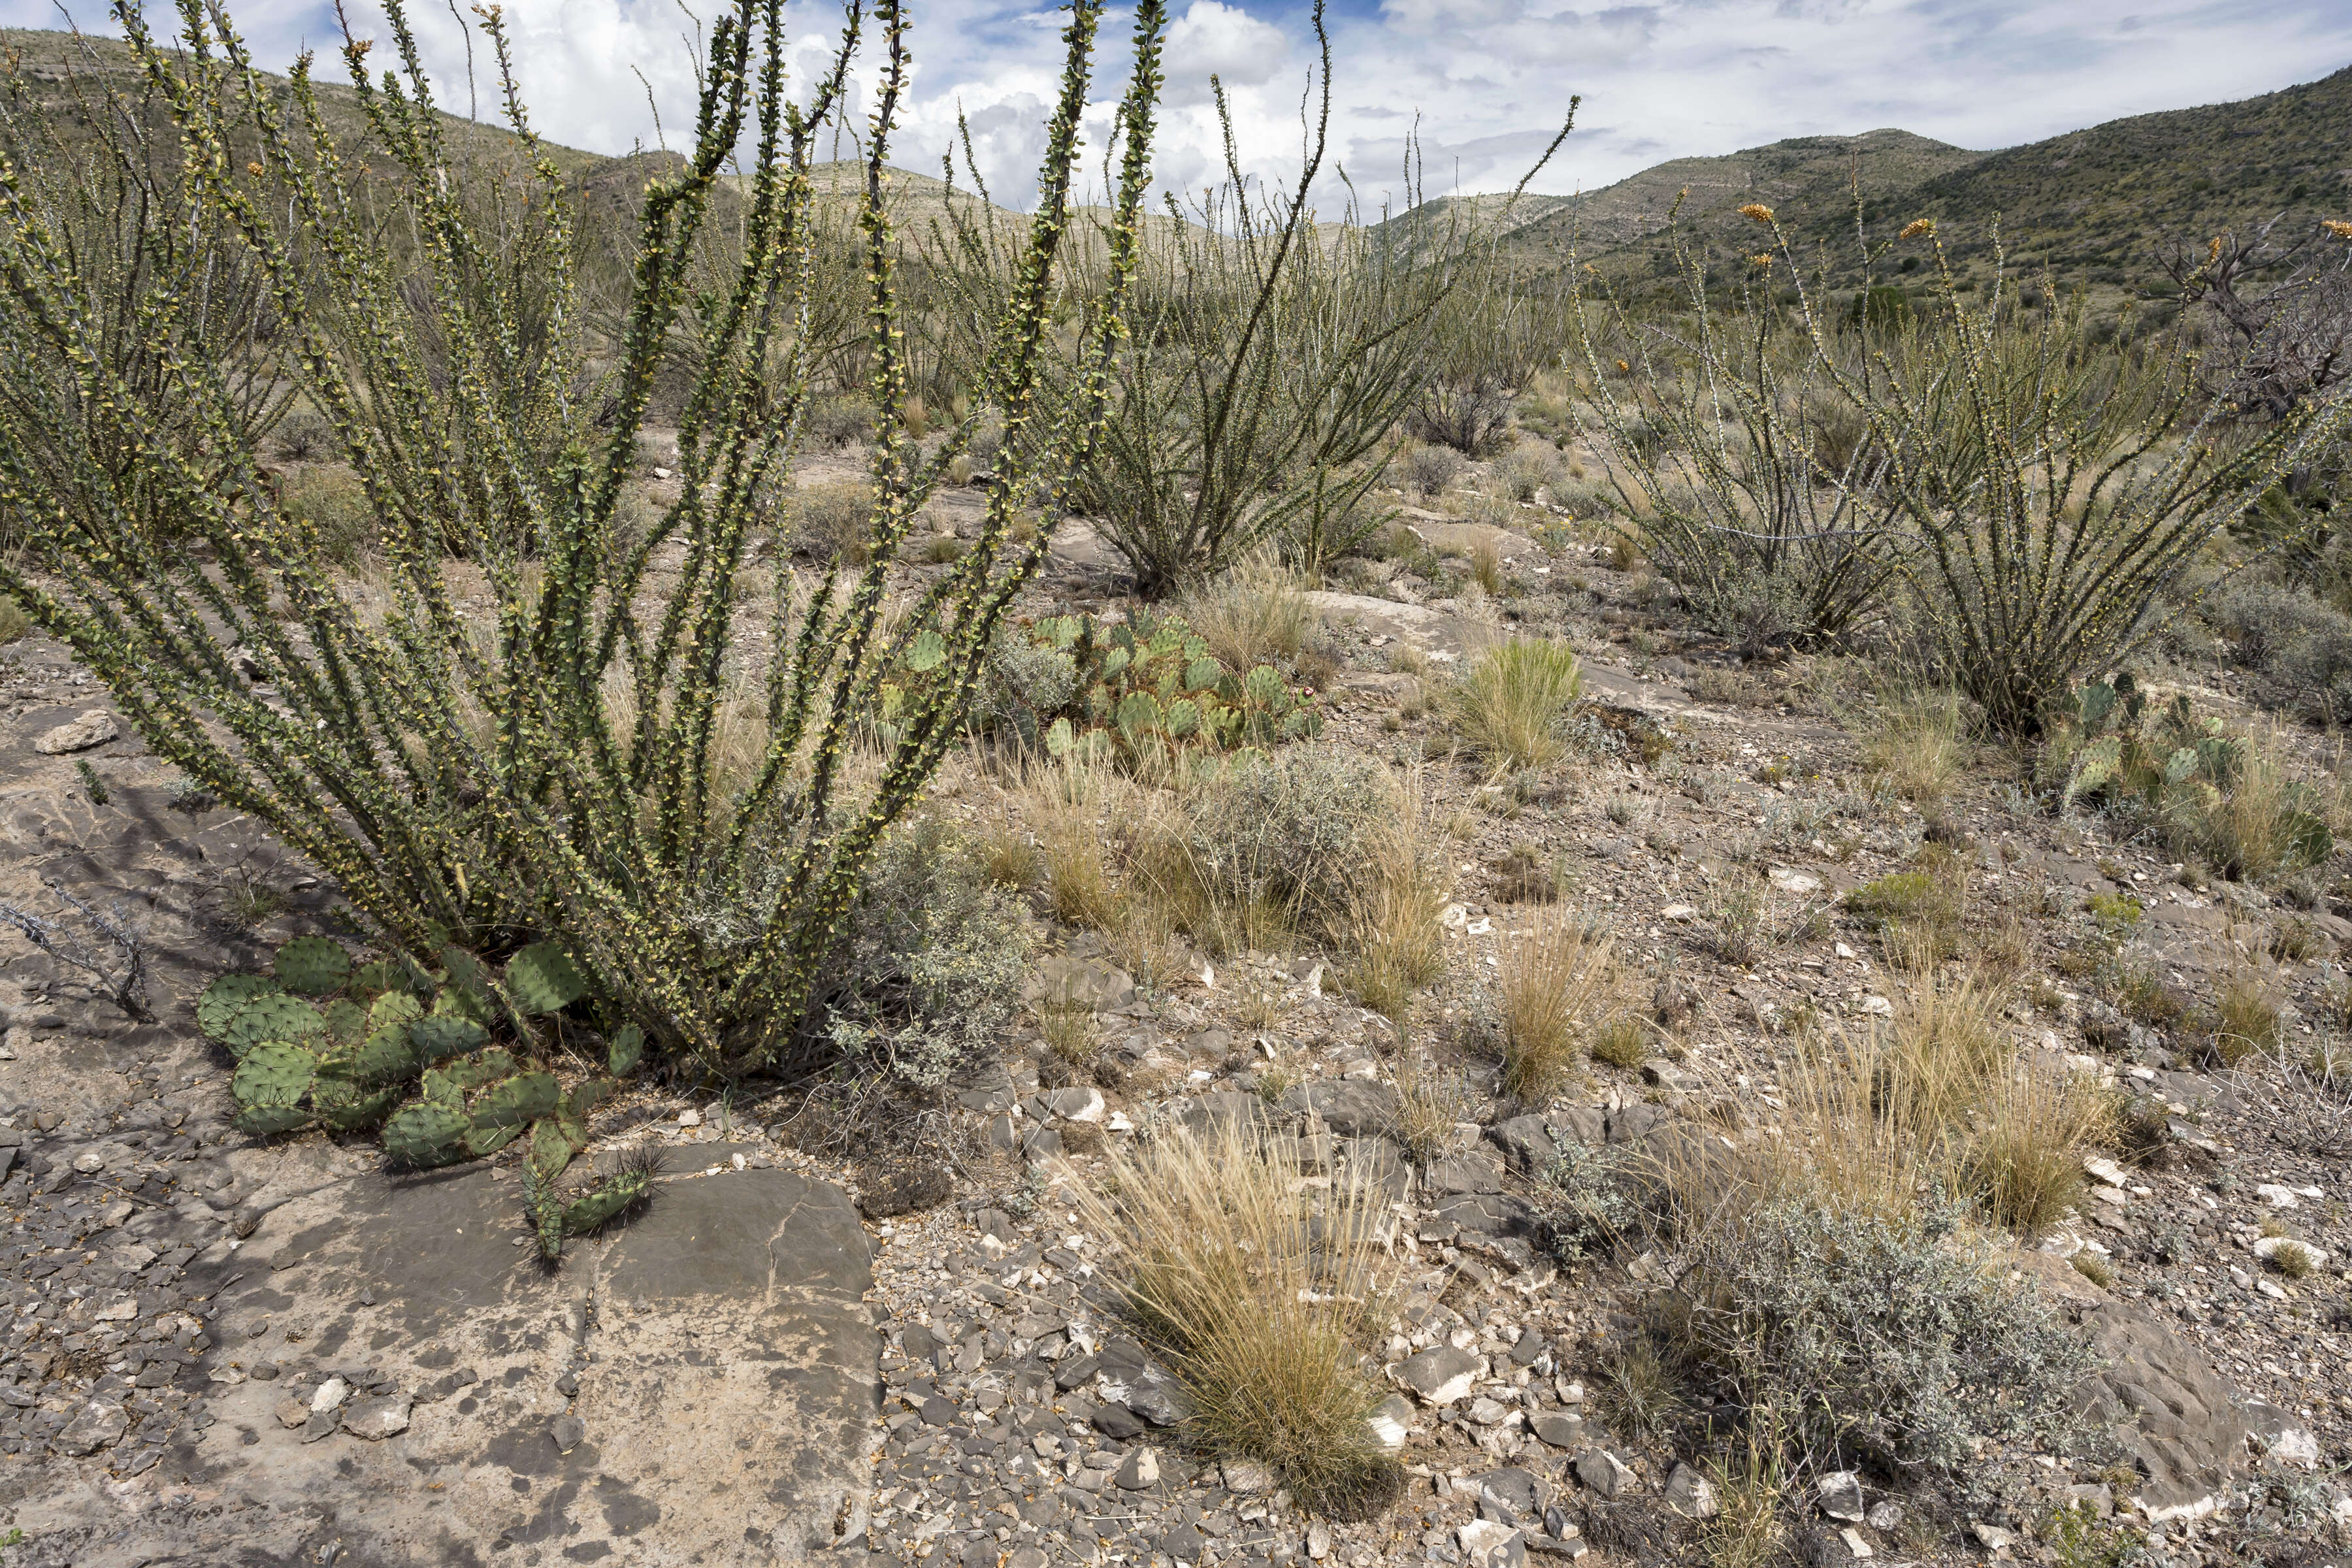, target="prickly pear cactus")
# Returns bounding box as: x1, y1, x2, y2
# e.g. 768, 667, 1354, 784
231, 1042, 319, 1135
382, 1101, 471, 1167
273, 935, 351, 996
202, 935, 645, 1256
983, 609, 1322, 768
